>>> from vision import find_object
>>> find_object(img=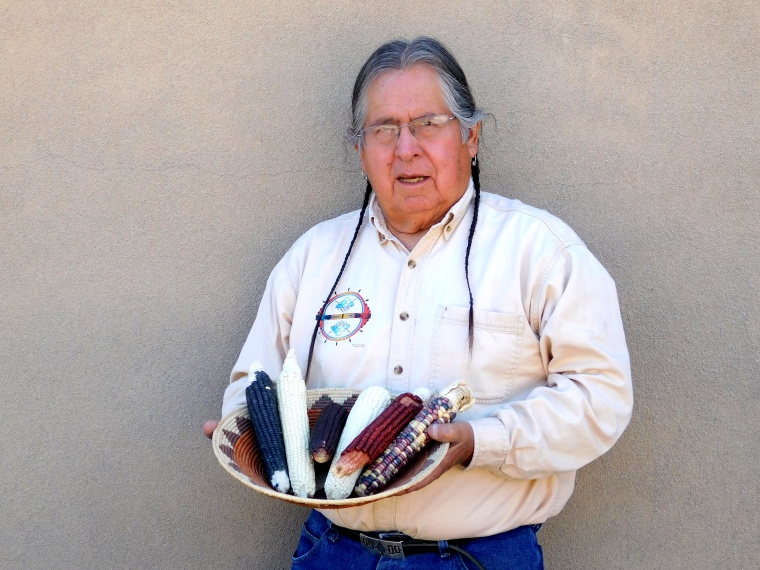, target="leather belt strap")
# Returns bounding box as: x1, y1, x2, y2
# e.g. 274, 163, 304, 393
338, 527, 438, 559
332, 525, 487, 570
